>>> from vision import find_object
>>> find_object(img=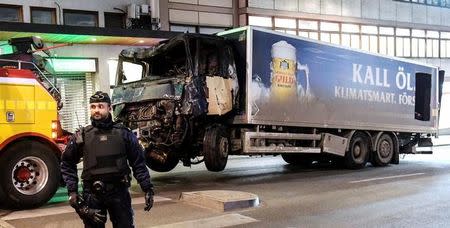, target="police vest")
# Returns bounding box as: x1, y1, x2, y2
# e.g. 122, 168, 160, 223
81, 124, 130, 181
